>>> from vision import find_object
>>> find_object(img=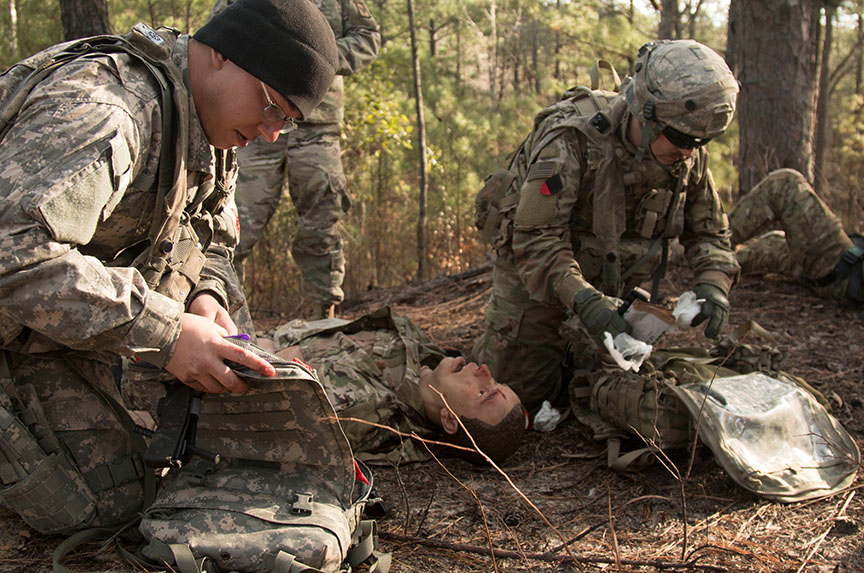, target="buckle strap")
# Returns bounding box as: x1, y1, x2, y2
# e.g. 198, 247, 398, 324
348, 519, 391, 572
82, 453, 145, 494
273, 550, 322, 573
